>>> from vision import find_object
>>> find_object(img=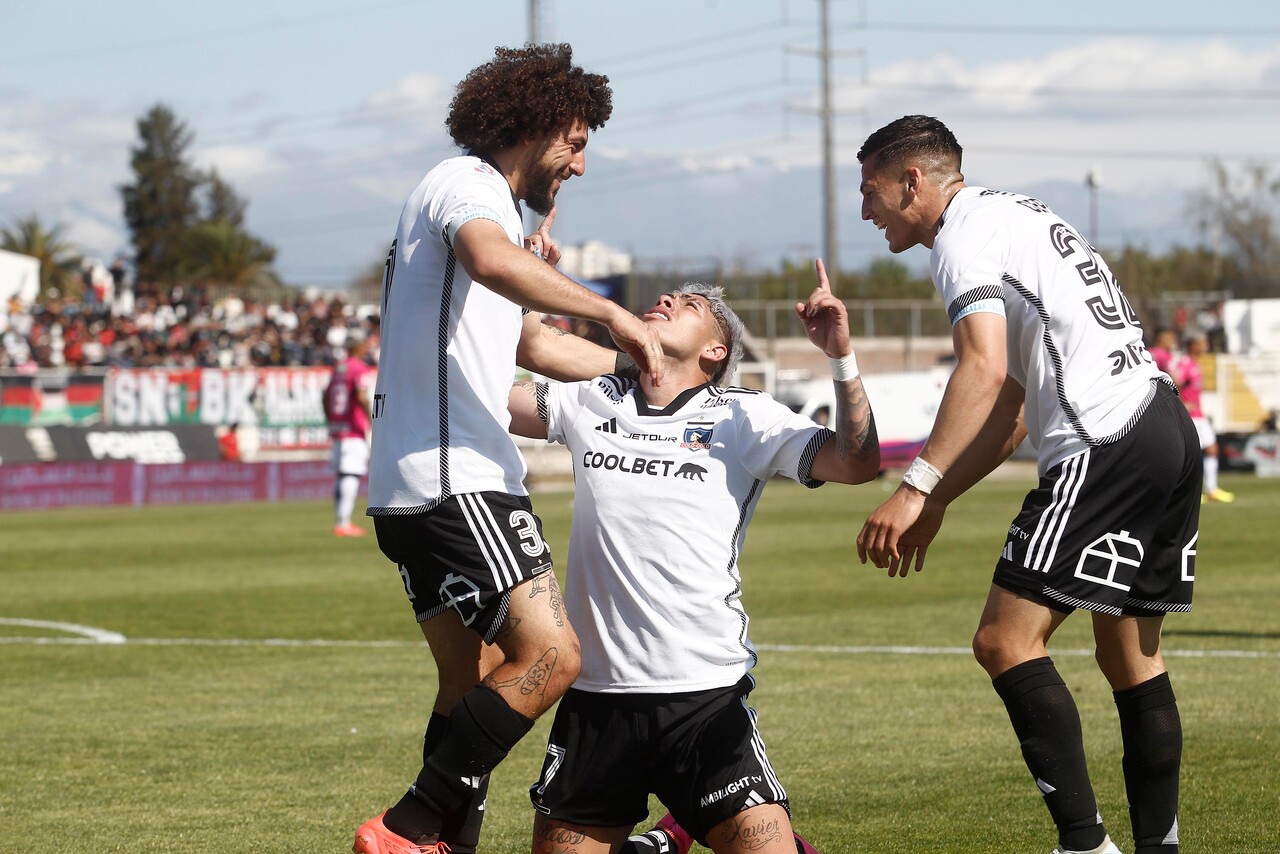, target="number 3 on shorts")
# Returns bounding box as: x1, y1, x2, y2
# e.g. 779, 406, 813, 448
509, 510, 548, 557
